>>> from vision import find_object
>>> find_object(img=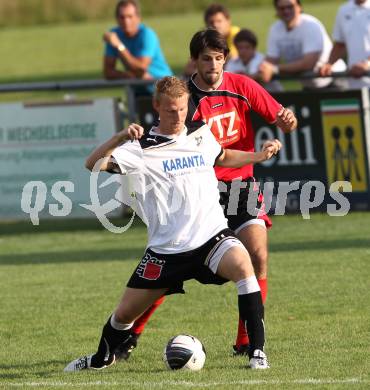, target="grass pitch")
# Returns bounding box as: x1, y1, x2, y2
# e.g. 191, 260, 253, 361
1, 212, 369, 389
